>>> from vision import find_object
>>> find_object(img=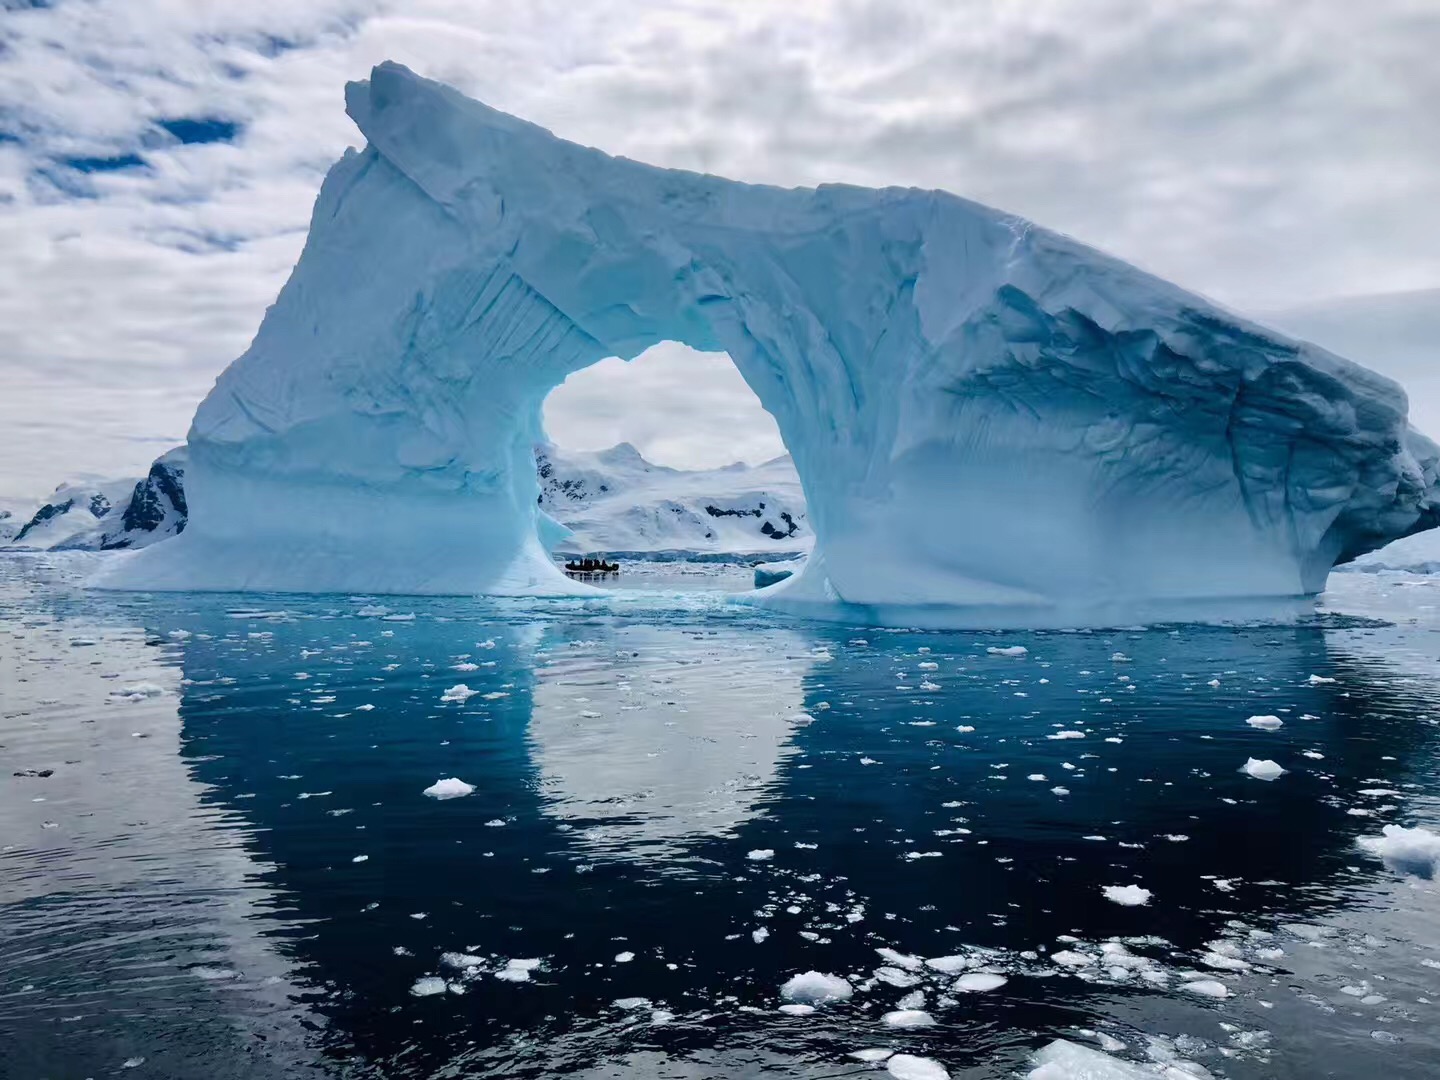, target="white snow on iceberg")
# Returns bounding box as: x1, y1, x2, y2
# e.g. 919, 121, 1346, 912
97, 63, 1440, 625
